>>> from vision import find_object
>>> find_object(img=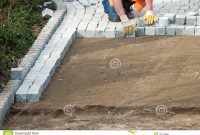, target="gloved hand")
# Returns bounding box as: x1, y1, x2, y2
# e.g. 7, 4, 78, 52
144, 10, 157, 25
120, 15, 136, 36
